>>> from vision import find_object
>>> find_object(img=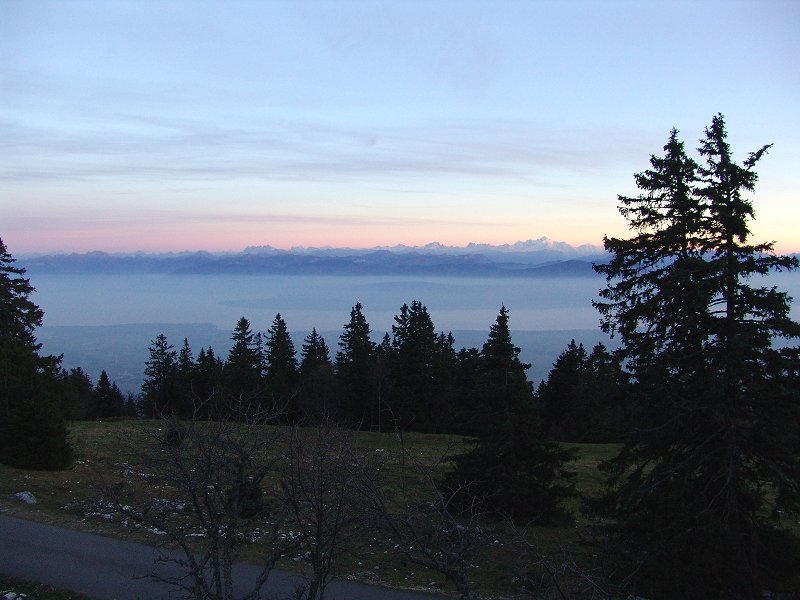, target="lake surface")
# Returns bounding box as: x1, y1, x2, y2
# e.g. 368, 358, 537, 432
29, 273, 607, 332
28, 271, 800, 393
